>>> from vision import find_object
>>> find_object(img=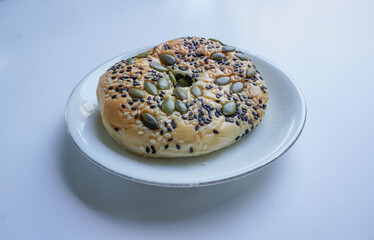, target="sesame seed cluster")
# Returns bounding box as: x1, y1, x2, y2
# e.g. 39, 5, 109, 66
97, 36, 268, 158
